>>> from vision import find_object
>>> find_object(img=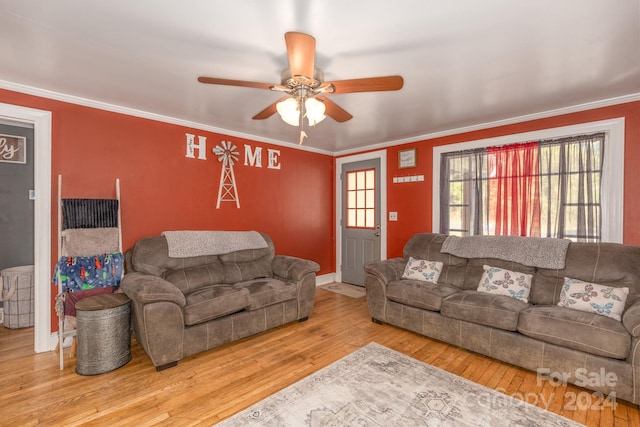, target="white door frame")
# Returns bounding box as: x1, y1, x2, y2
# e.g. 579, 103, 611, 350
335, 150, 387, 283
0, 102, 52, 353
